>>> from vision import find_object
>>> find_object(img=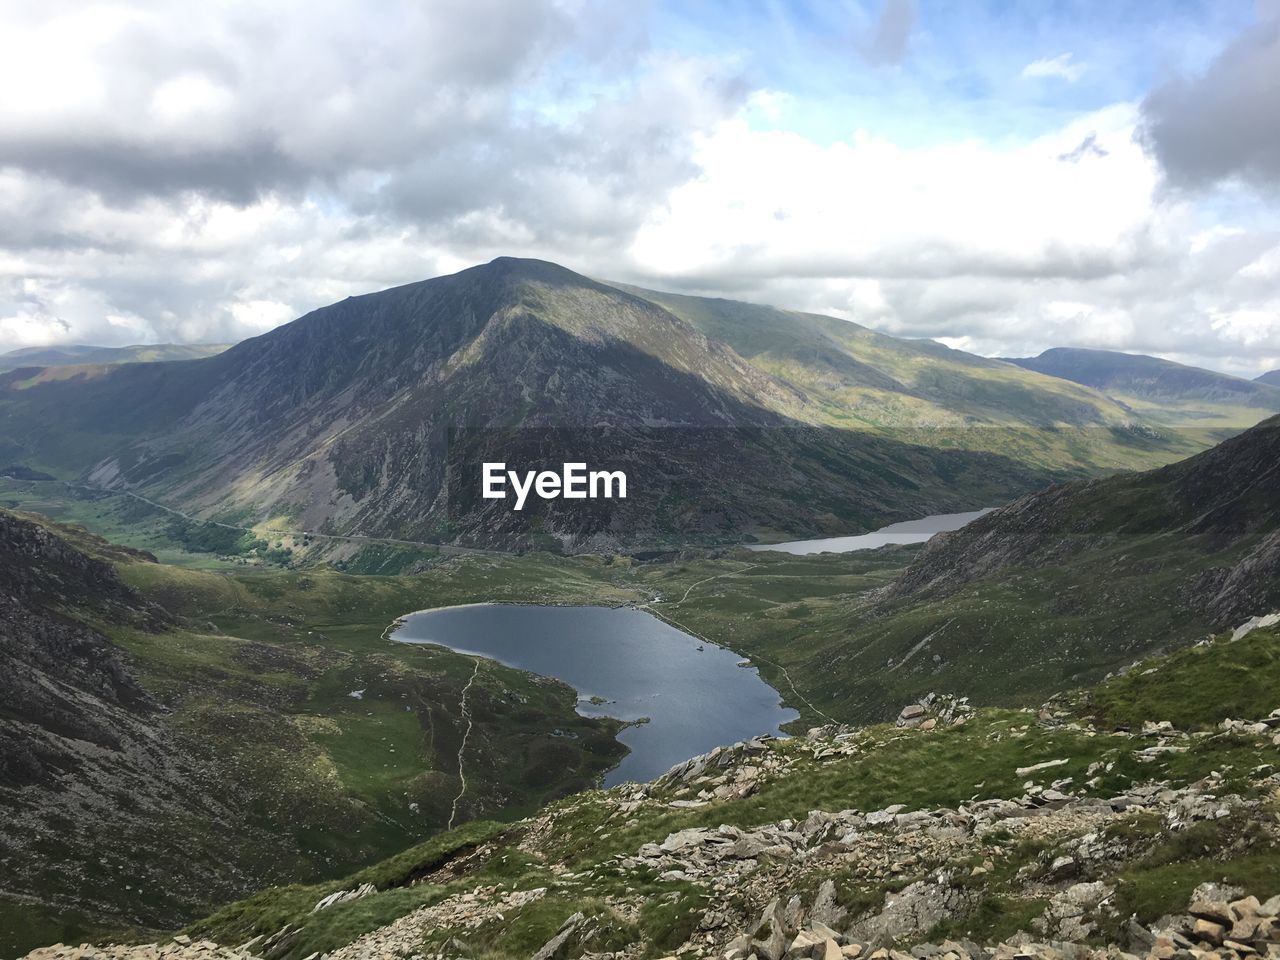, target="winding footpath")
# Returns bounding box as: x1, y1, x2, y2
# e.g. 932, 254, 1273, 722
673, 562, 762, 604
447, 660, 482, 831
